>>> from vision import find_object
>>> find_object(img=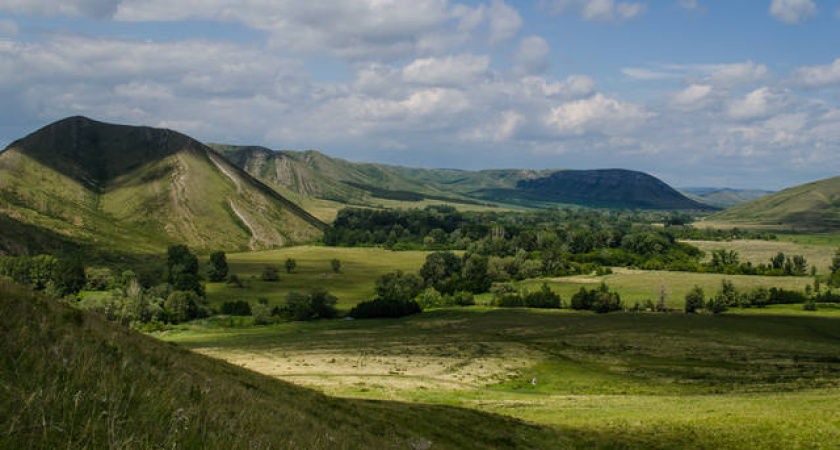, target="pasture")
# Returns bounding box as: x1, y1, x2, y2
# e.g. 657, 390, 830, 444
160, 308, 840, 449
684, 238, 838, 274
205, 246, 432, 309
